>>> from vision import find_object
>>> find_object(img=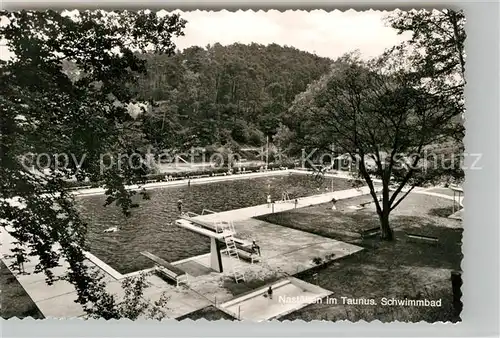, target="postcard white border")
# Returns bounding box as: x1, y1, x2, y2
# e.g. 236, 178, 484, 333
1, 1, 499, 337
